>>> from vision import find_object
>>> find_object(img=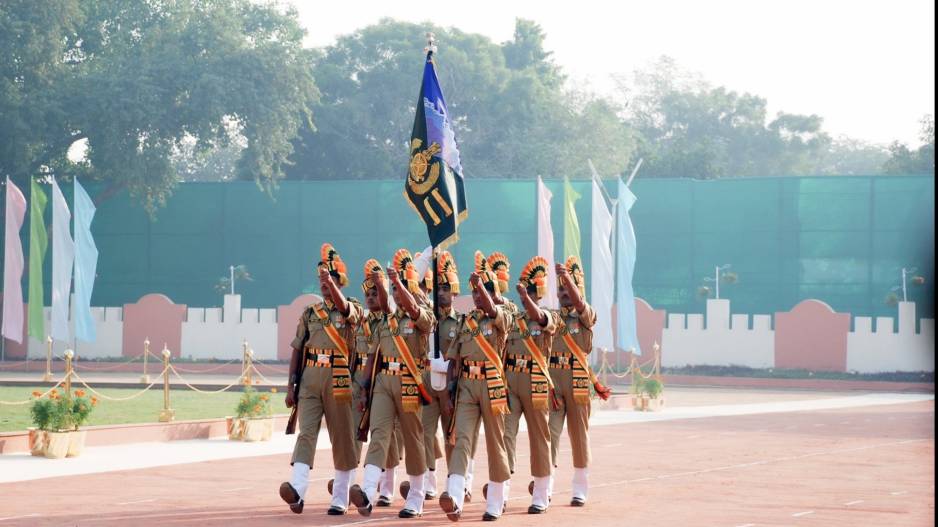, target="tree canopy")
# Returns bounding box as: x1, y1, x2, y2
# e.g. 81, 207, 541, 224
0, 0, 317, 211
